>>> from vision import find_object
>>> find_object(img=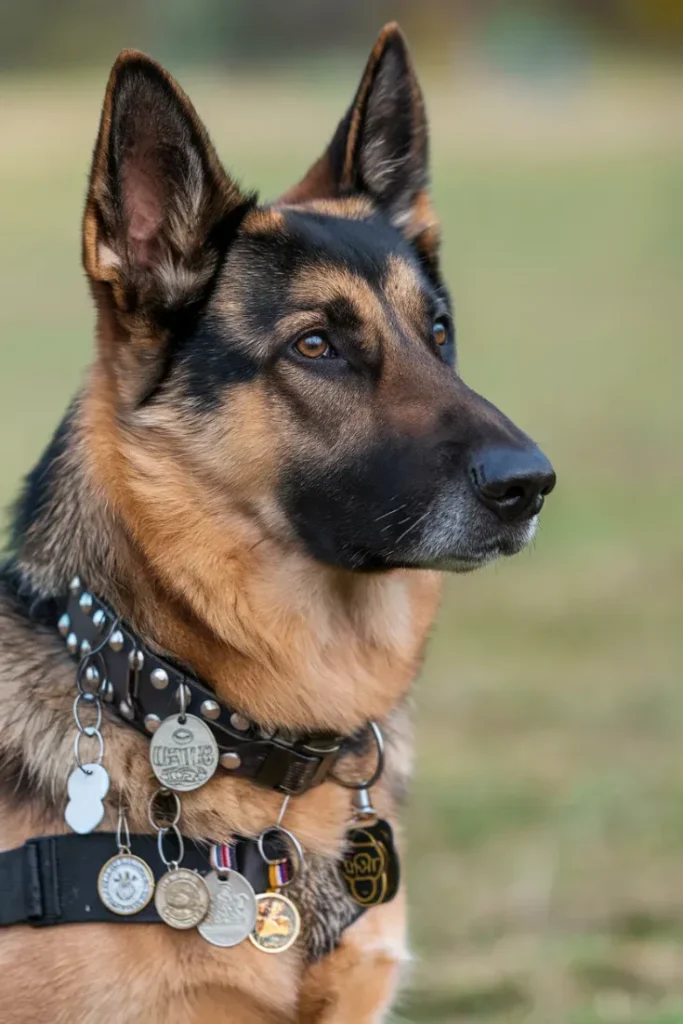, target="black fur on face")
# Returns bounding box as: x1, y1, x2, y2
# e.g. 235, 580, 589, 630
149, 203, 547, 573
